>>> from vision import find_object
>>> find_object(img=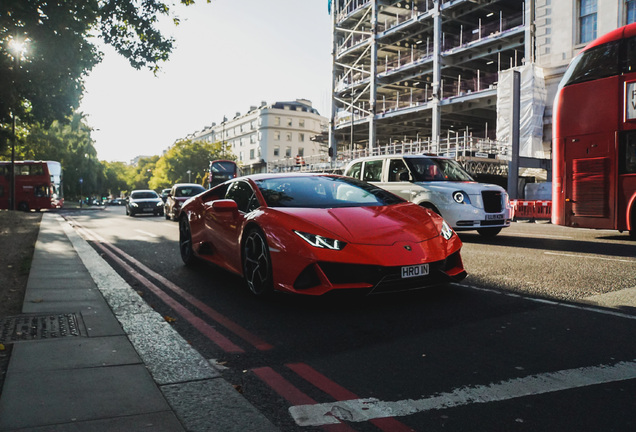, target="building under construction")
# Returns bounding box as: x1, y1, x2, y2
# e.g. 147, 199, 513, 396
328, 0, 537, 177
